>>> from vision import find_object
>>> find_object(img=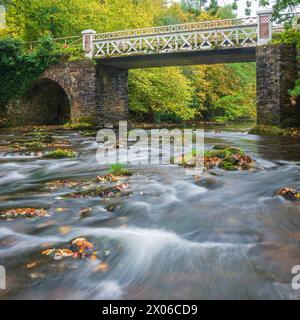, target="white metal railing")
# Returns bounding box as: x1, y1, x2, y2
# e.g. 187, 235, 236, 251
92, 26, 258, 58
20, 11, 299, 57
83, 12, 274, 58
93, 16, 258, 41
